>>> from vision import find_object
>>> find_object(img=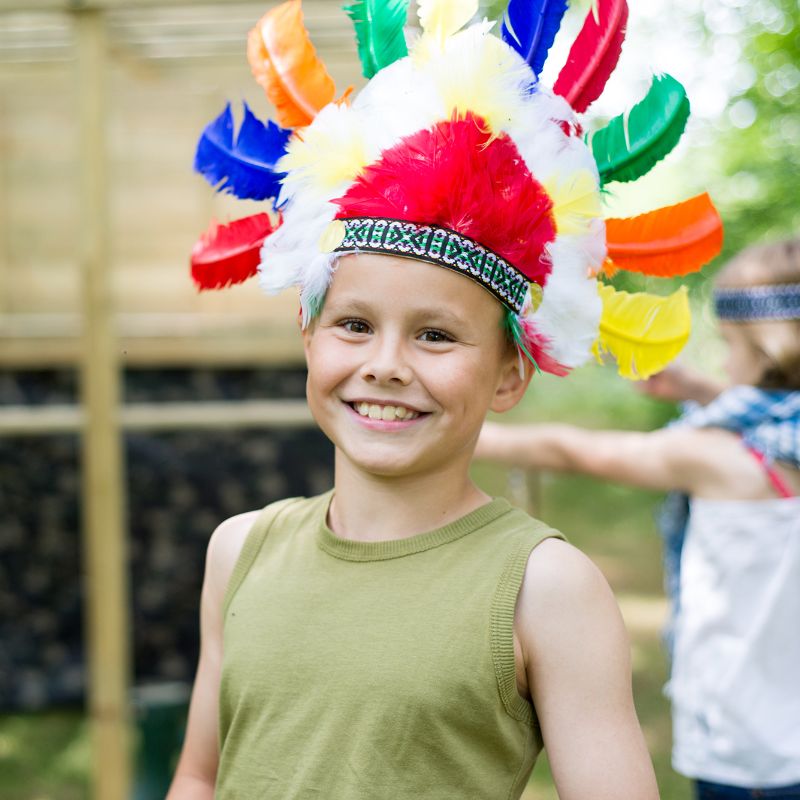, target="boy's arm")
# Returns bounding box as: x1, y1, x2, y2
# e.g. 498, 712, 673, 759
166, 511, 258, 799
517, 539, 659, 800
